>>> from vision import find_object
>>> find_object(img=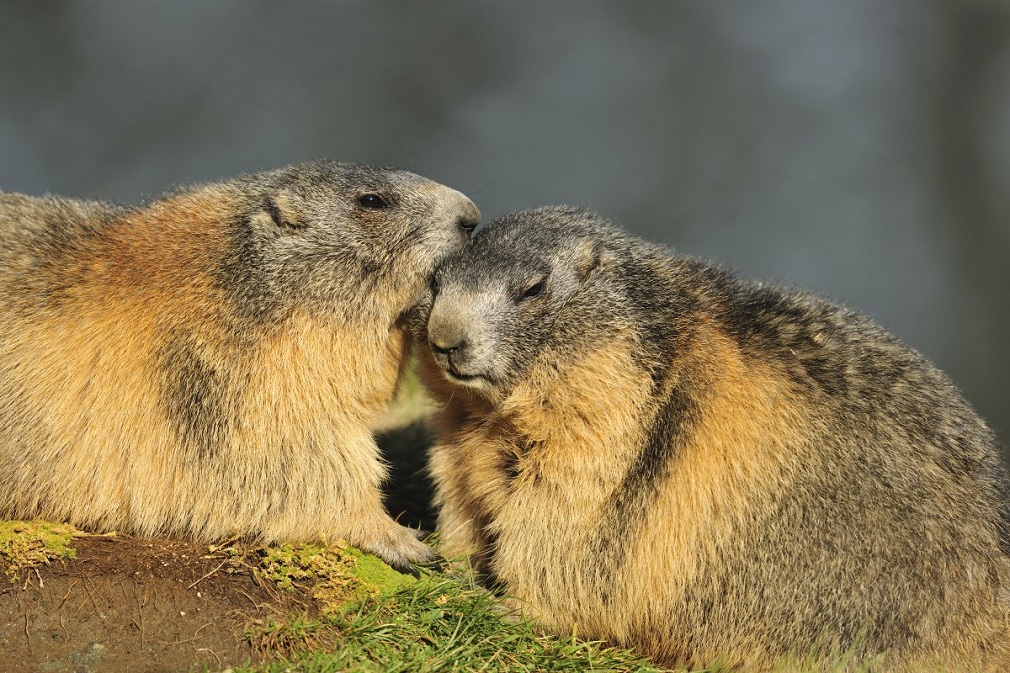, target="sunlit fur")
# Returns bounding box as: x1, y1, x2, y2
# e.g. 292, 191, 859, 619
413, 206, 1010, 670
0, 160, 479, 572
